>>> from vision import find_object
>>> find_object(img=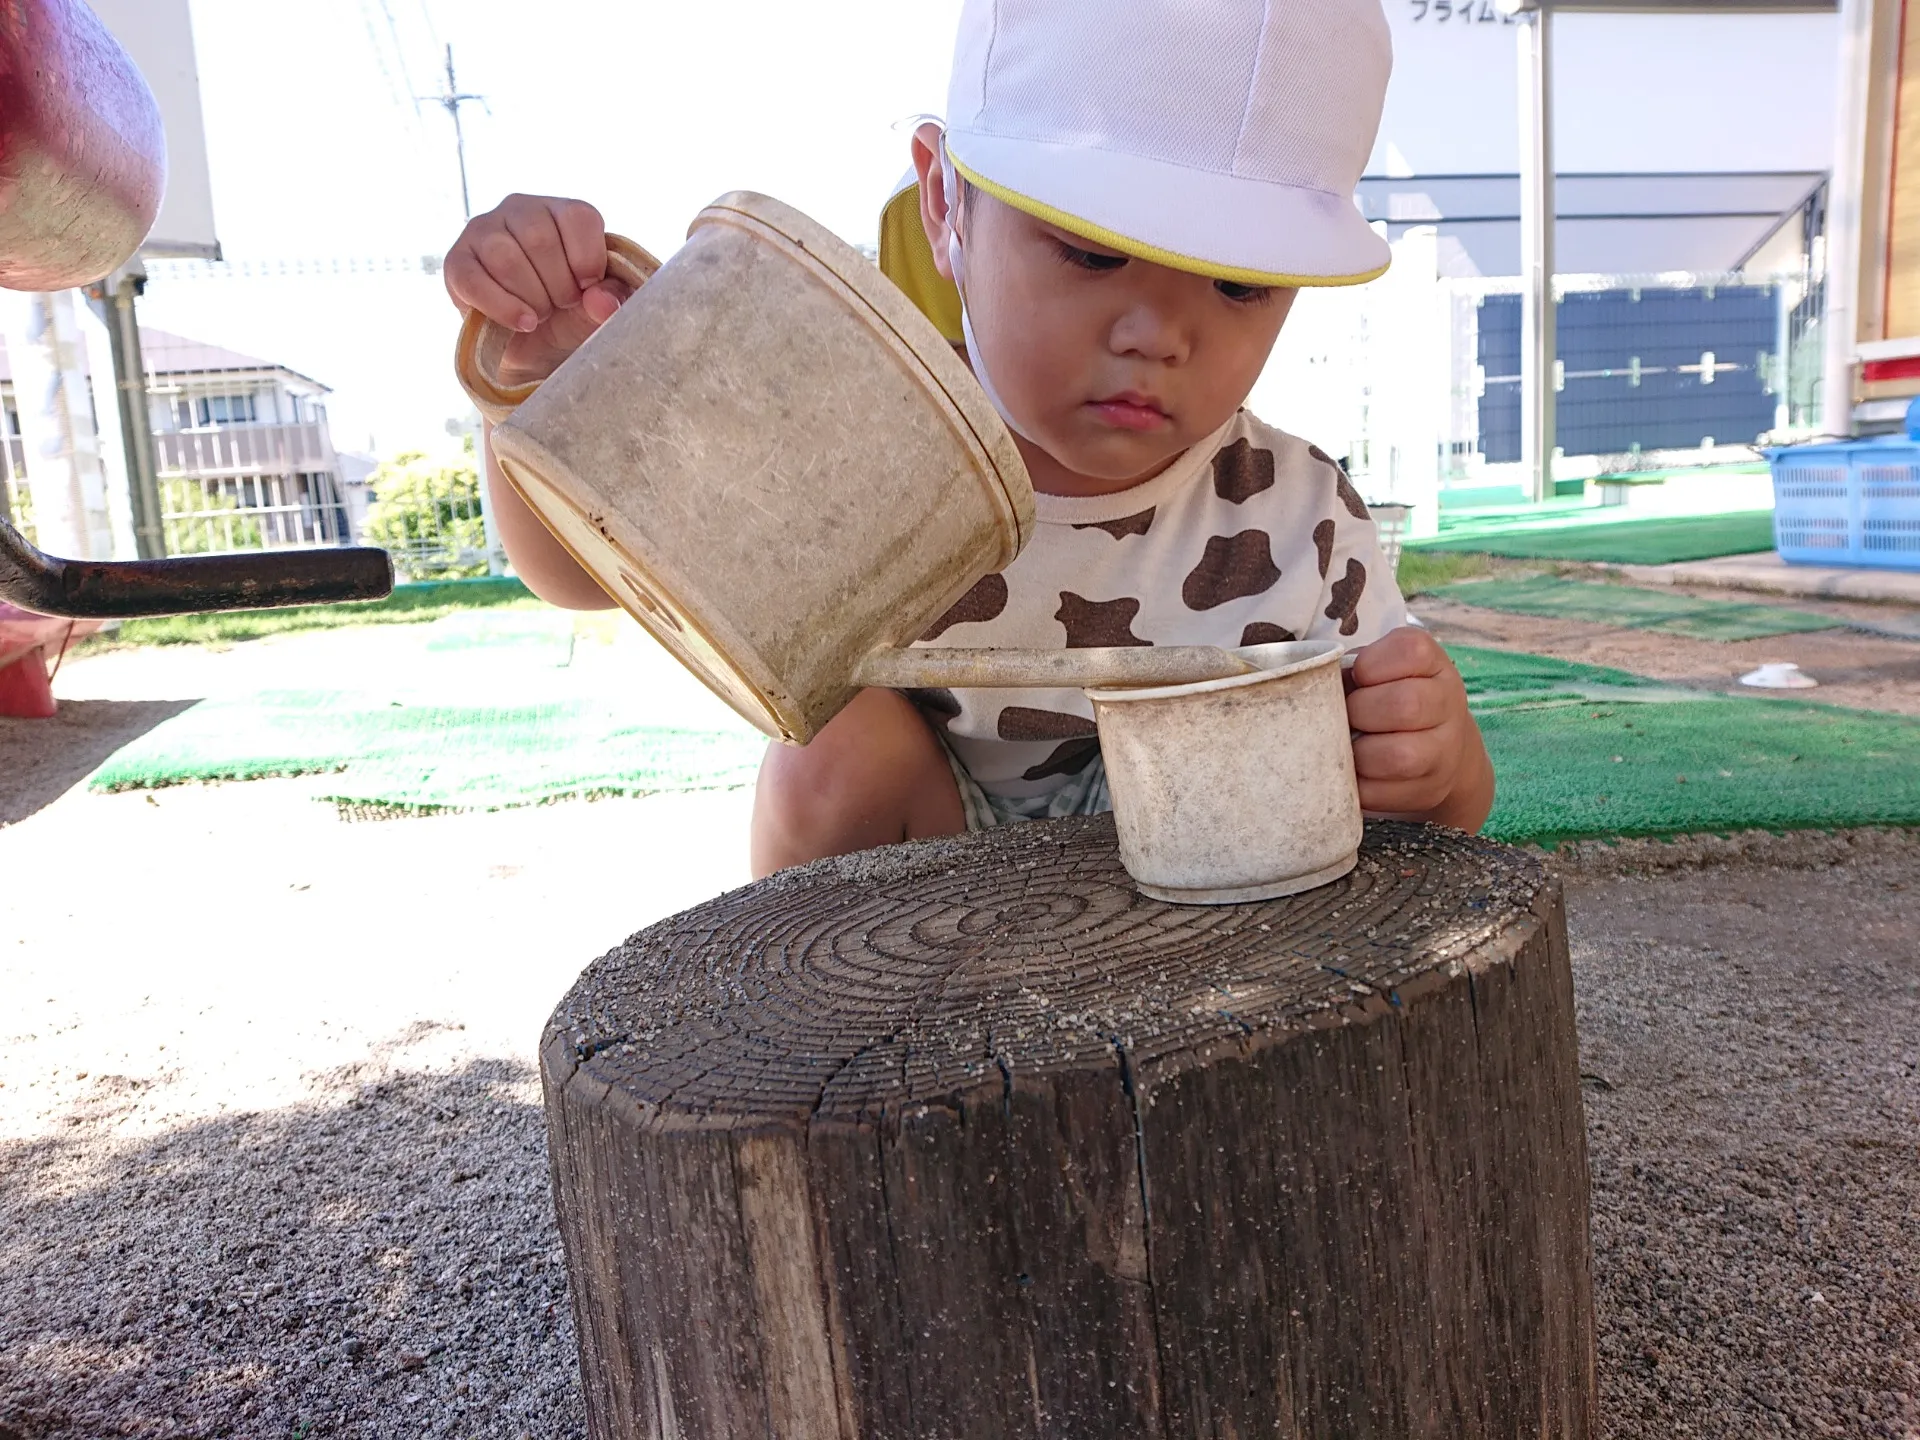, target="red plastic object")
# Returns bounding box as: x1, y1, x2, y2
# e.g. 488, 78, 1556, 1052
0, 604, 94, 715
0, 647, 56, 718
1862, 355, 1920, 384
0, 0, 166, 291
